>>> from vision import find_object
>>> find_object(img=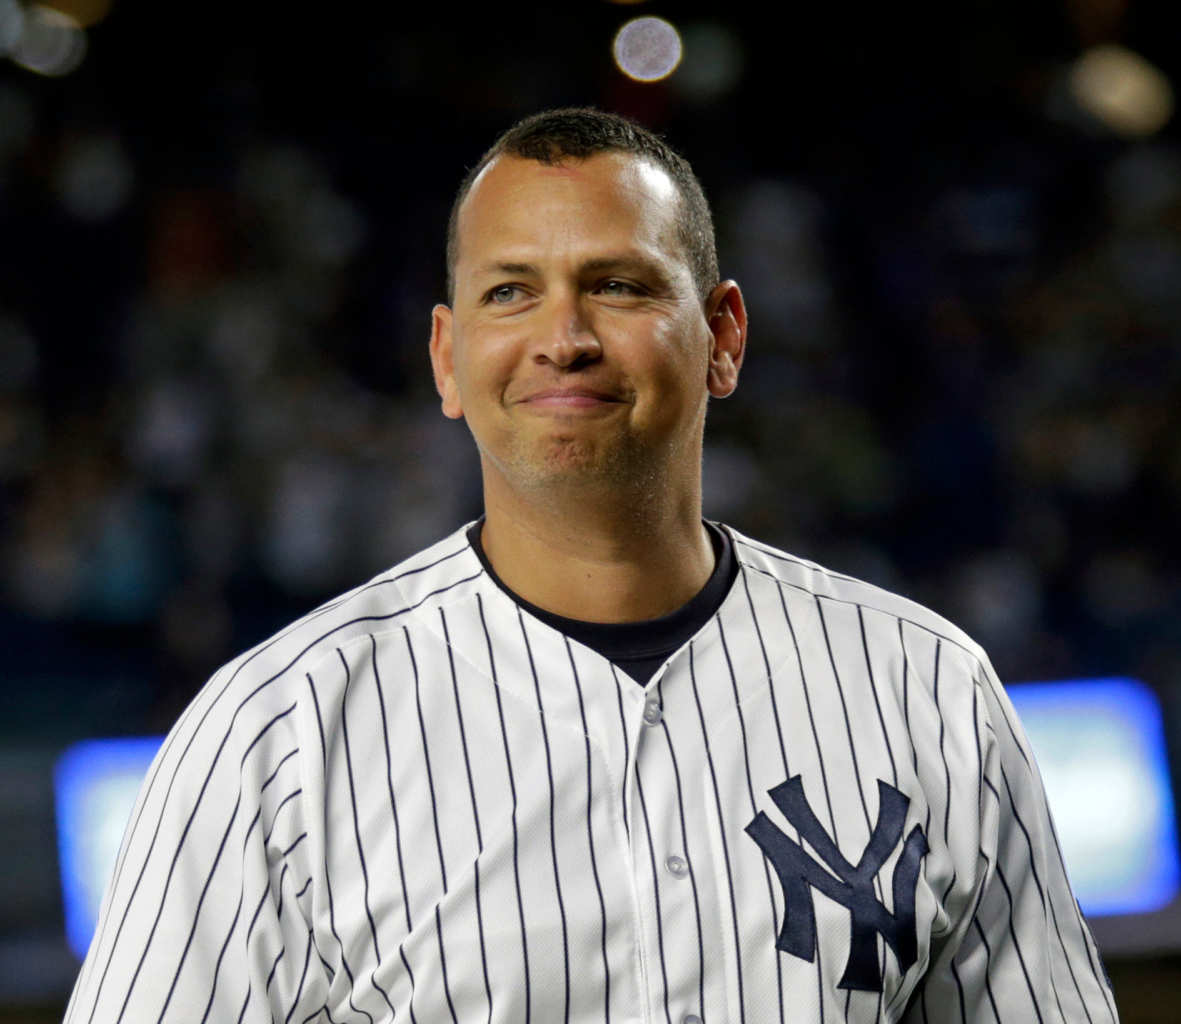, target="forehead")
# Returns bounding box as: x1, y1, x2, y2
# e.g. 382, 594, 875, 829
456, 151, 682, 261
